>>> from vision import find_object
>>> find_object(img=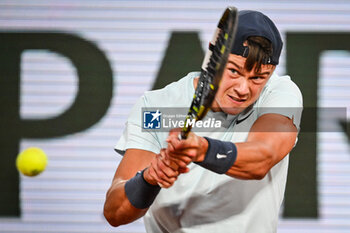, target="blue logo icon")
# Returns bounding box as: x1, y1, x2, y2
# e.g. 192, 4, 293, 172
143, 110, 161, 129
